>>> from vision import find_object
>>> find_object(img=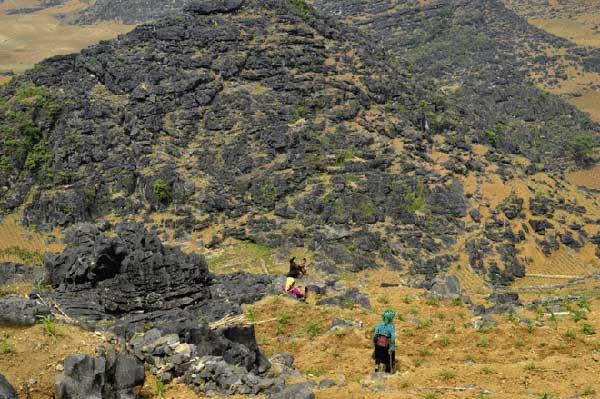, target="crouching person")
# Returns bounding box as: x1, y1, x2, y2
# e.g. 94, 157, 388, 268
282, 277, 307, 300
